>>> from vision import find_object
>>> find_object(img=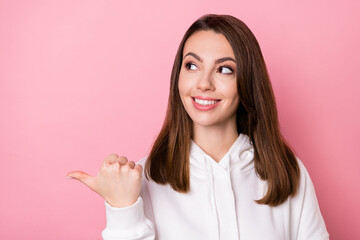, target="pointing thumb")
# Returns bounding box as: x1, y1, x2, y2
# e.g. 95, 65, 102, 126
66, 170, 95, 190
